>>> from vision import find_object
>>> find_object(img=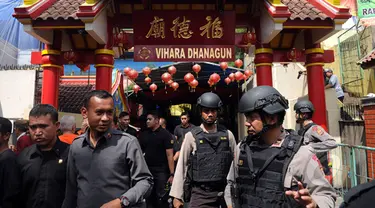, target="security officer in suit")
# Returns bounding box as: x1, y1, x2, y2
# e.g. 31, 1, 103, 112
224, 86, 336, 208
170, 92, 237, 208
294, 100, 337, 174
